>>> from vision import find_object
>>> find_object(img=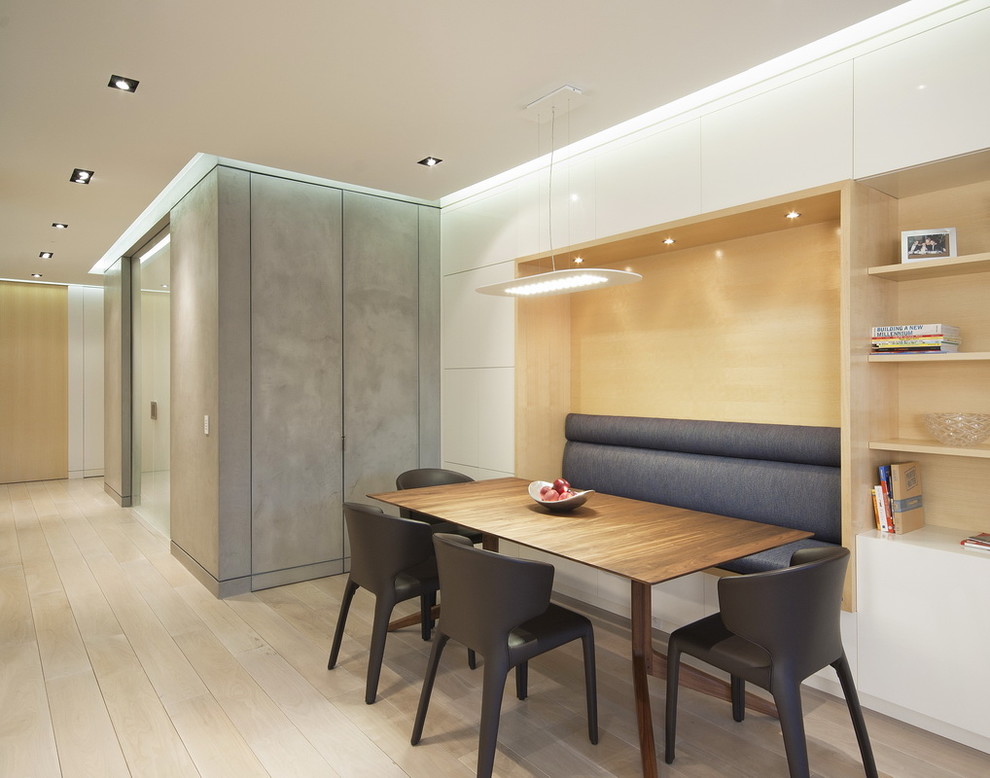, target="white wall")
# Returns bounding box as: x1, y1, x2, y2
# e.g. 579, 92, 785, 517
68, 285, 104, 479
438, 0, 990, 753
